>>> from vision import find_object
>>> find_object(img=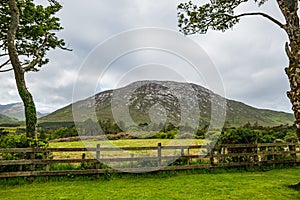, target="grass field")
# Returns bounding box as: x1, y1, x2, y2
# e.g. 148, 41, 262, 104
0, 126, 23, 133
49, 139, 206, 148
0, 167, 299, 199
49, 139, 206, 160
